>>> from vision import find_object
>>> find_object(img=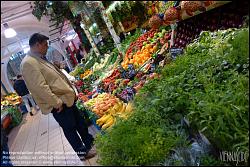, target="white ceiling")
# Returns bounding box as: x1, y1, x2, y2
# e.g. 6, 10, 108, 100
1, 1, 66, 60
